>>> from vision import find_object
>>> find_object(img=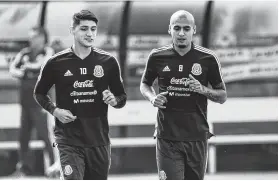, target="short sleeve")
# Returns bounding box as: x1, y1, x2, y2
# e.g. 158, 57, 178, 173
141, 50, 158, 86
208, 55, 224, 87
108, 56, 126, 96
